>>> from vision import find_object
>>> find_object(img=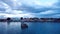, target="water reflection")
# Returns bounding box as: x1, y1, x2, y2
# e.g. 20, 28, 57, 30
7, 22, 10, 25
7, 22, 21, 34
0, 22, 60, 34
7, 22, 28, 29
